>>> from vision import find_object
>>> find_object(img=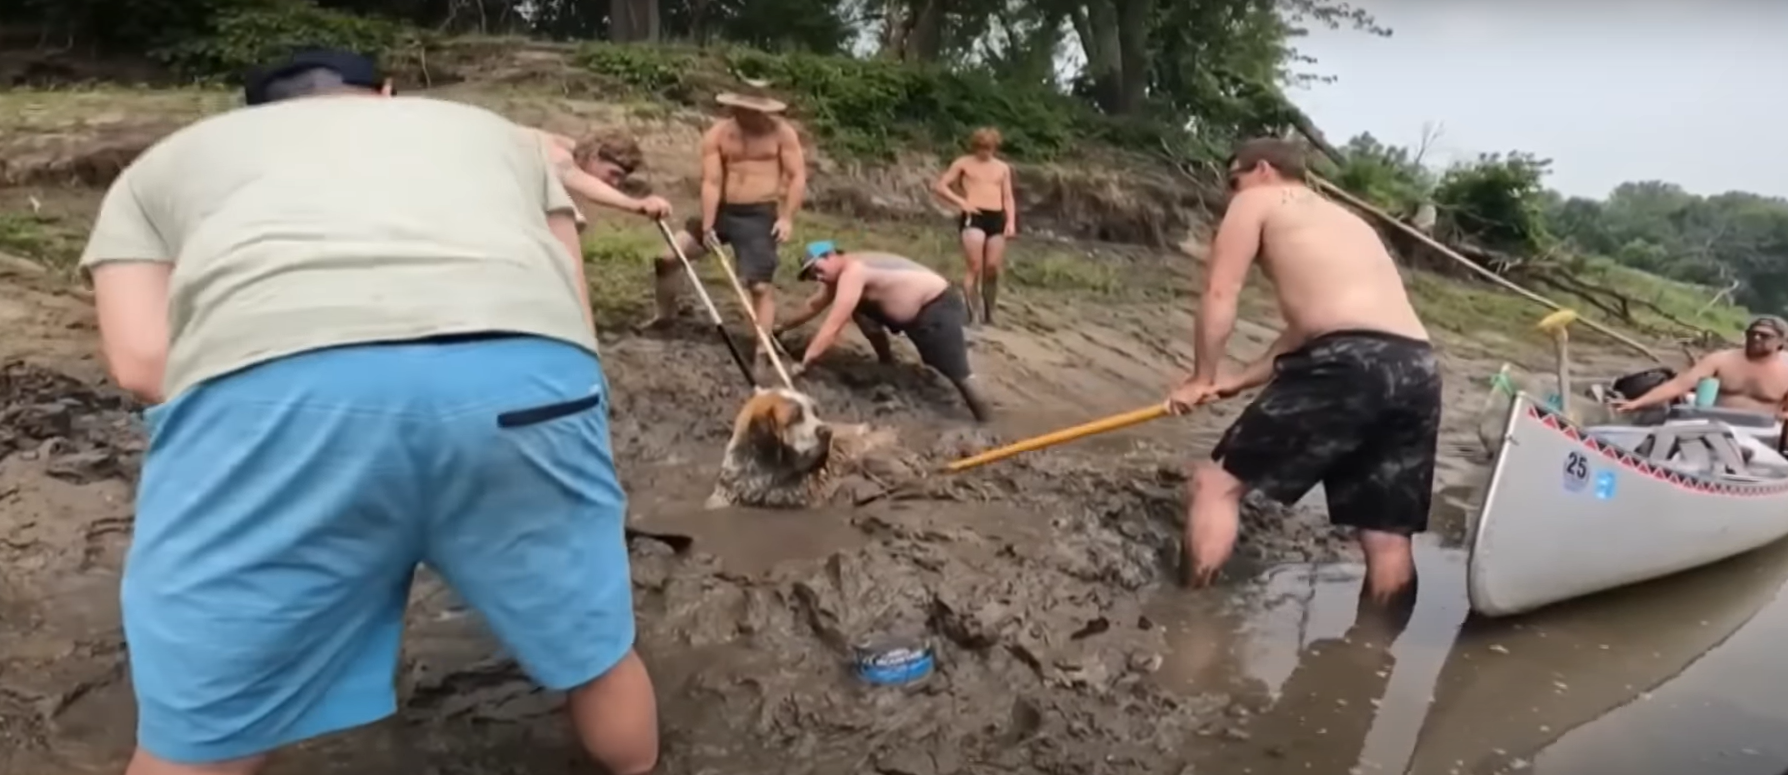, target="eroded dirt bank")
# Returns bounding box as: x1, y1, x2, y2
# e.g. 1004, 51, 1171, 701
0, 253, 1650, 774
